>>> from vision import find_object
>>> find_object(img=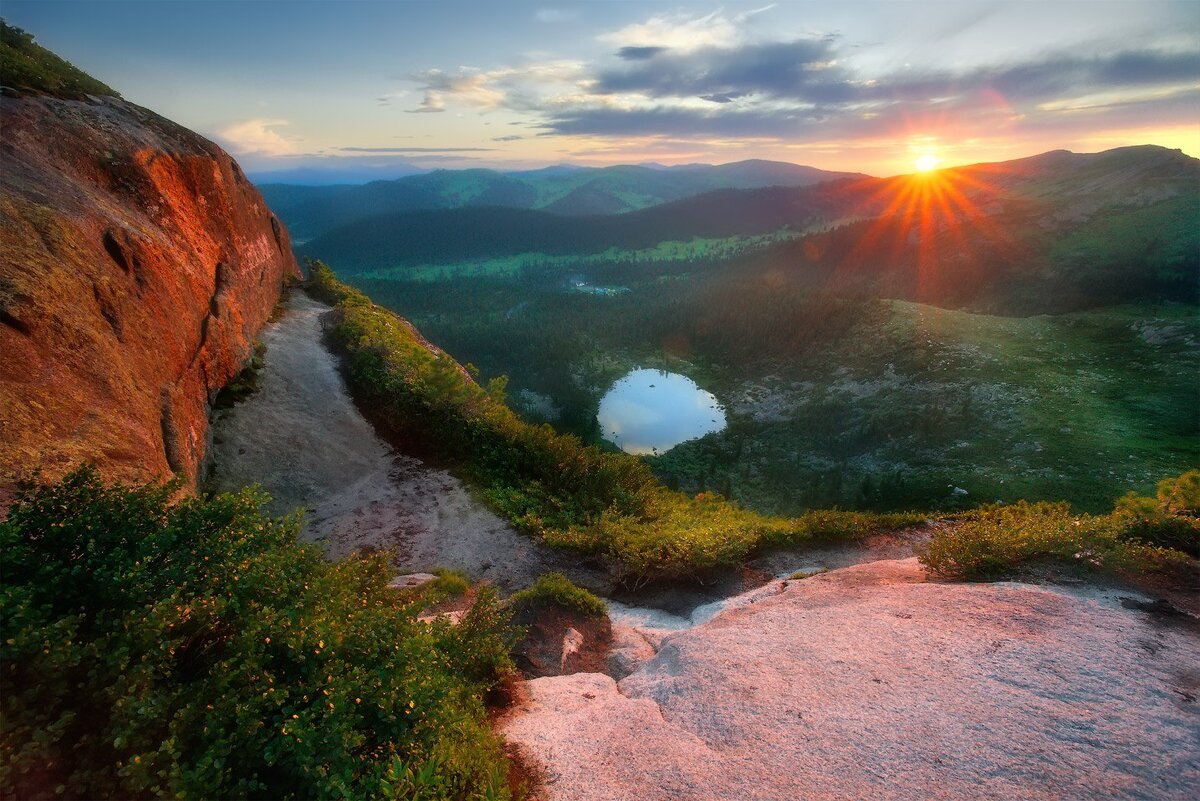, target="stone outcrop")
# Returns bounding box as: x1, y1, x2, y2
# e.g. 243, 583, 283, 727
0, 92, 300, 498
502, 558, 1200, 800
